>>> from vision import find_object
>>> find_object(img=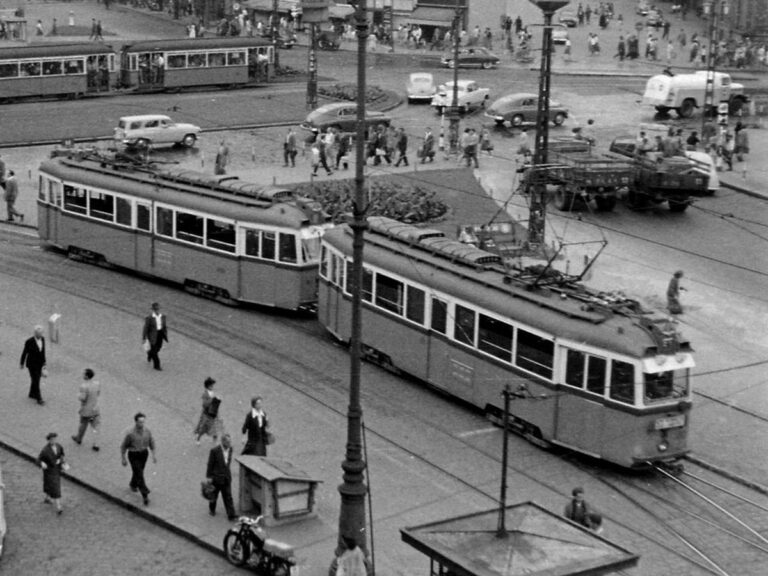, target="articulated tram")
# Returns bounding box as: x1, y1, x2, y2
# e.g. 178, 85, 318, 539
318, 217, 695, 468
38, 152, 332, 310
